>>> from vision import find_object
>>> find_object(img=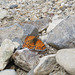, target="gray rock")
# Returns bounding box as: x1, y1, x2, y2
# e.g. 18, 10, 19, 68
56, 48, 75, 75
23, 17, 51, 32
0, 69, 17, 75
0, 23, 38, 46
9, 5, 18, 9
0, 23, 23, 46
21, 24, 38, 41
34, 54, 56, 75
47, 15, 64, 33
13, 48, 39, 71
0, 39, 15, 70
27, 66, 36, 75
46, 16, 75, 49
12, 37, 23, 49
